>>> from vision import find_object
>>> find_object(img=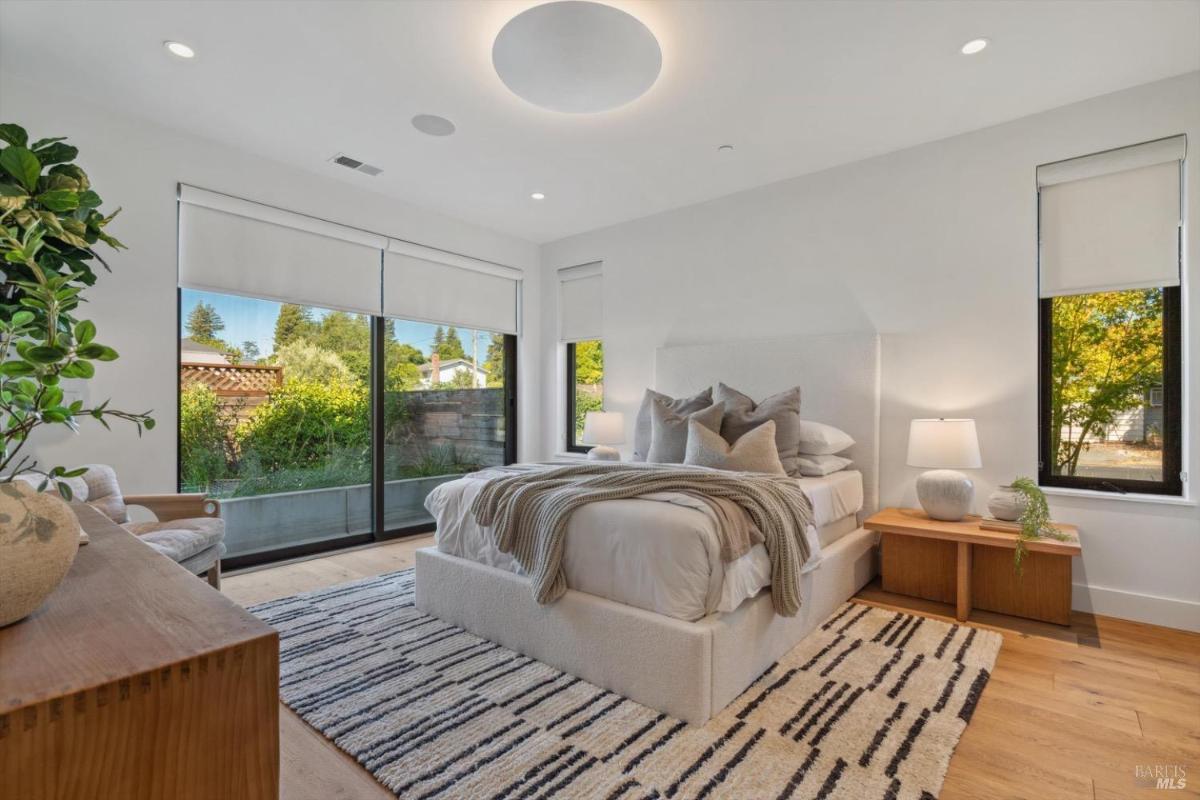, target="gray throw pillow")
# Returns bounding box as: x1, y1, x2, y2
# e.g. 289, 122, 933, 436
647, 401, 724, 464
715, 383, 802, 475
632, 387, 713, 461
684, 419, 787, 475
